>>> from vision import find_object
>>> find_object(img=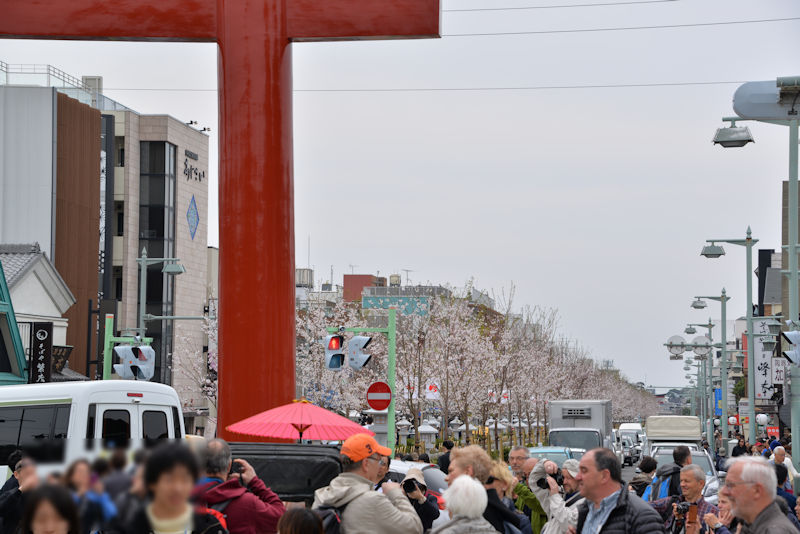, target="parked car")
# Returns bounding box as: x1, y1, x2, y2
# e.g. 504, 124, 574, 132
570, 448, 586, 460
527, 446, 575, 466
387, 459, 449, 529
651, 449, 723, 506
